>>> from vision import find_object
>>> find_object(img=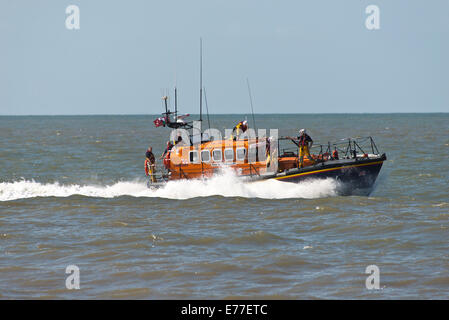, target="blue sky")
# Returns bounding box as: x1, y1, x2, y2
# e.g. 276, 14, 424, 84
1, 0, 448, 115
